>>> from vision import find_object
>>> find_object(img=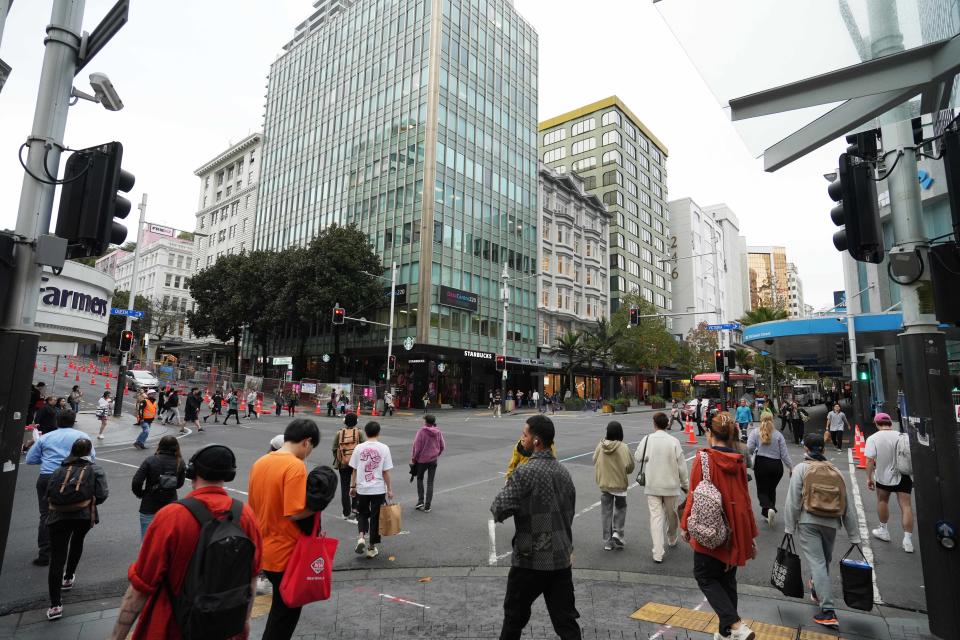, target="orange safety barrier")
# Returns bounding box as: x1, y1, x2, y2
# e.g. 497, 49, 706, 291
686, 418, 697, 444
315, 402, 322, 415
